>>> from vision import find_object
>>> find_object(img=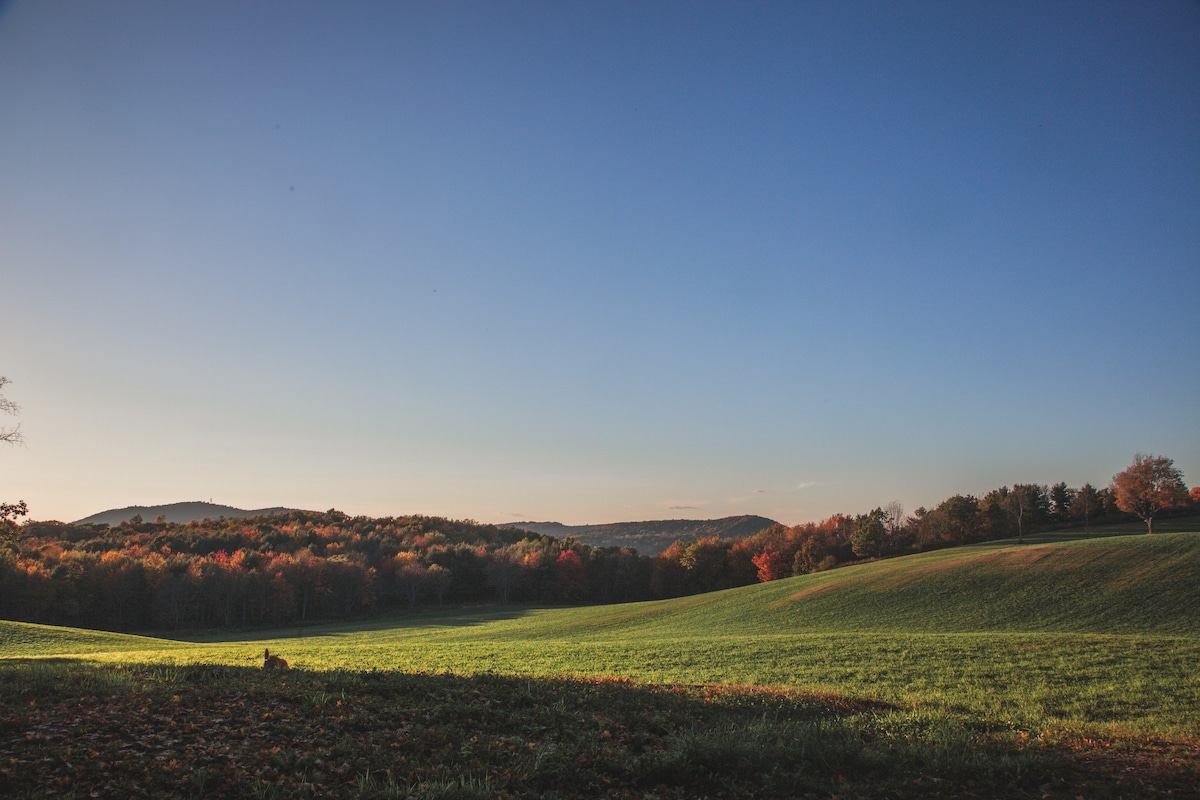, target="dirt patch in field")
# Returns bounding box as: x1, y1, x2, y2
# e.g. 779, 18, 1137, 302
1054, 734, 1200, 800
992, 545, 1059, 567
786, 581, 841, 603
784, 546, 1072, 603
885, 546, 1059, 581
